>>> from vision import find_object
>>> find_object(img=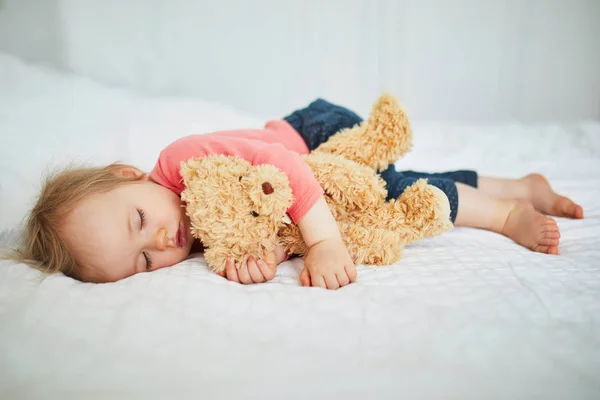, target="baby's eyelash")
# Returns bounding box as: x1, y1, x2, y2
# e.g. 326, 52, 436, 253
137, 208, 146, 229
136, 208, 151, 270
143, 252, 152, 271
